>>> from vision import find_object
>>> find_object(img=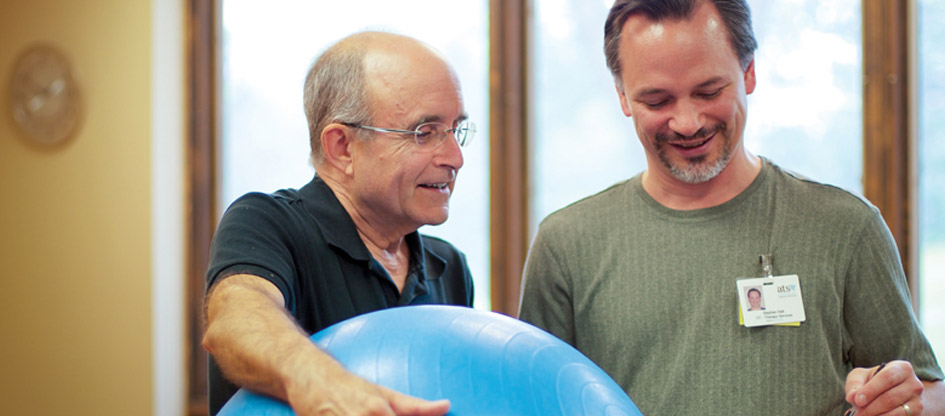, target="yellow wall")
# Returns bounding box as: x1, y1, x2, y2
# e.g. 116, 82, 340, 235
0, 0, 153, 414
